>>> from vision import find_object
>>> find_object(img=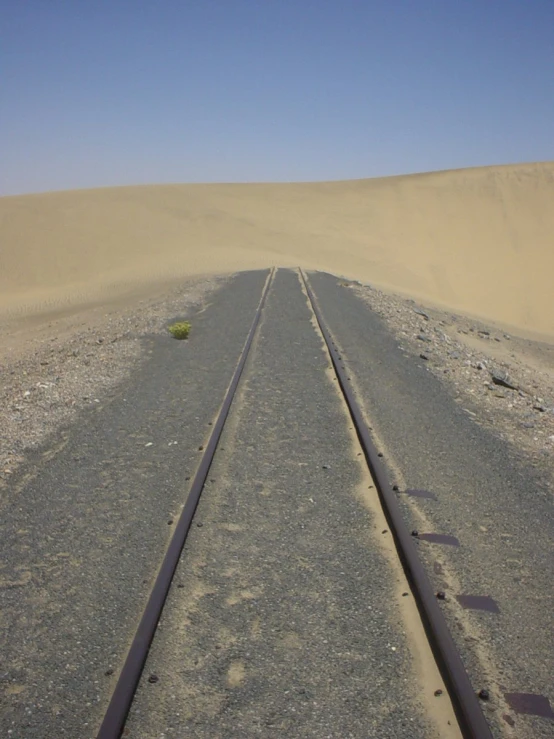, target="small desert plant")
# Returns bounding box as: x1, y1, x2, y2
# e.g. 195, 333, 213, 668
168, 321, 191, 340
